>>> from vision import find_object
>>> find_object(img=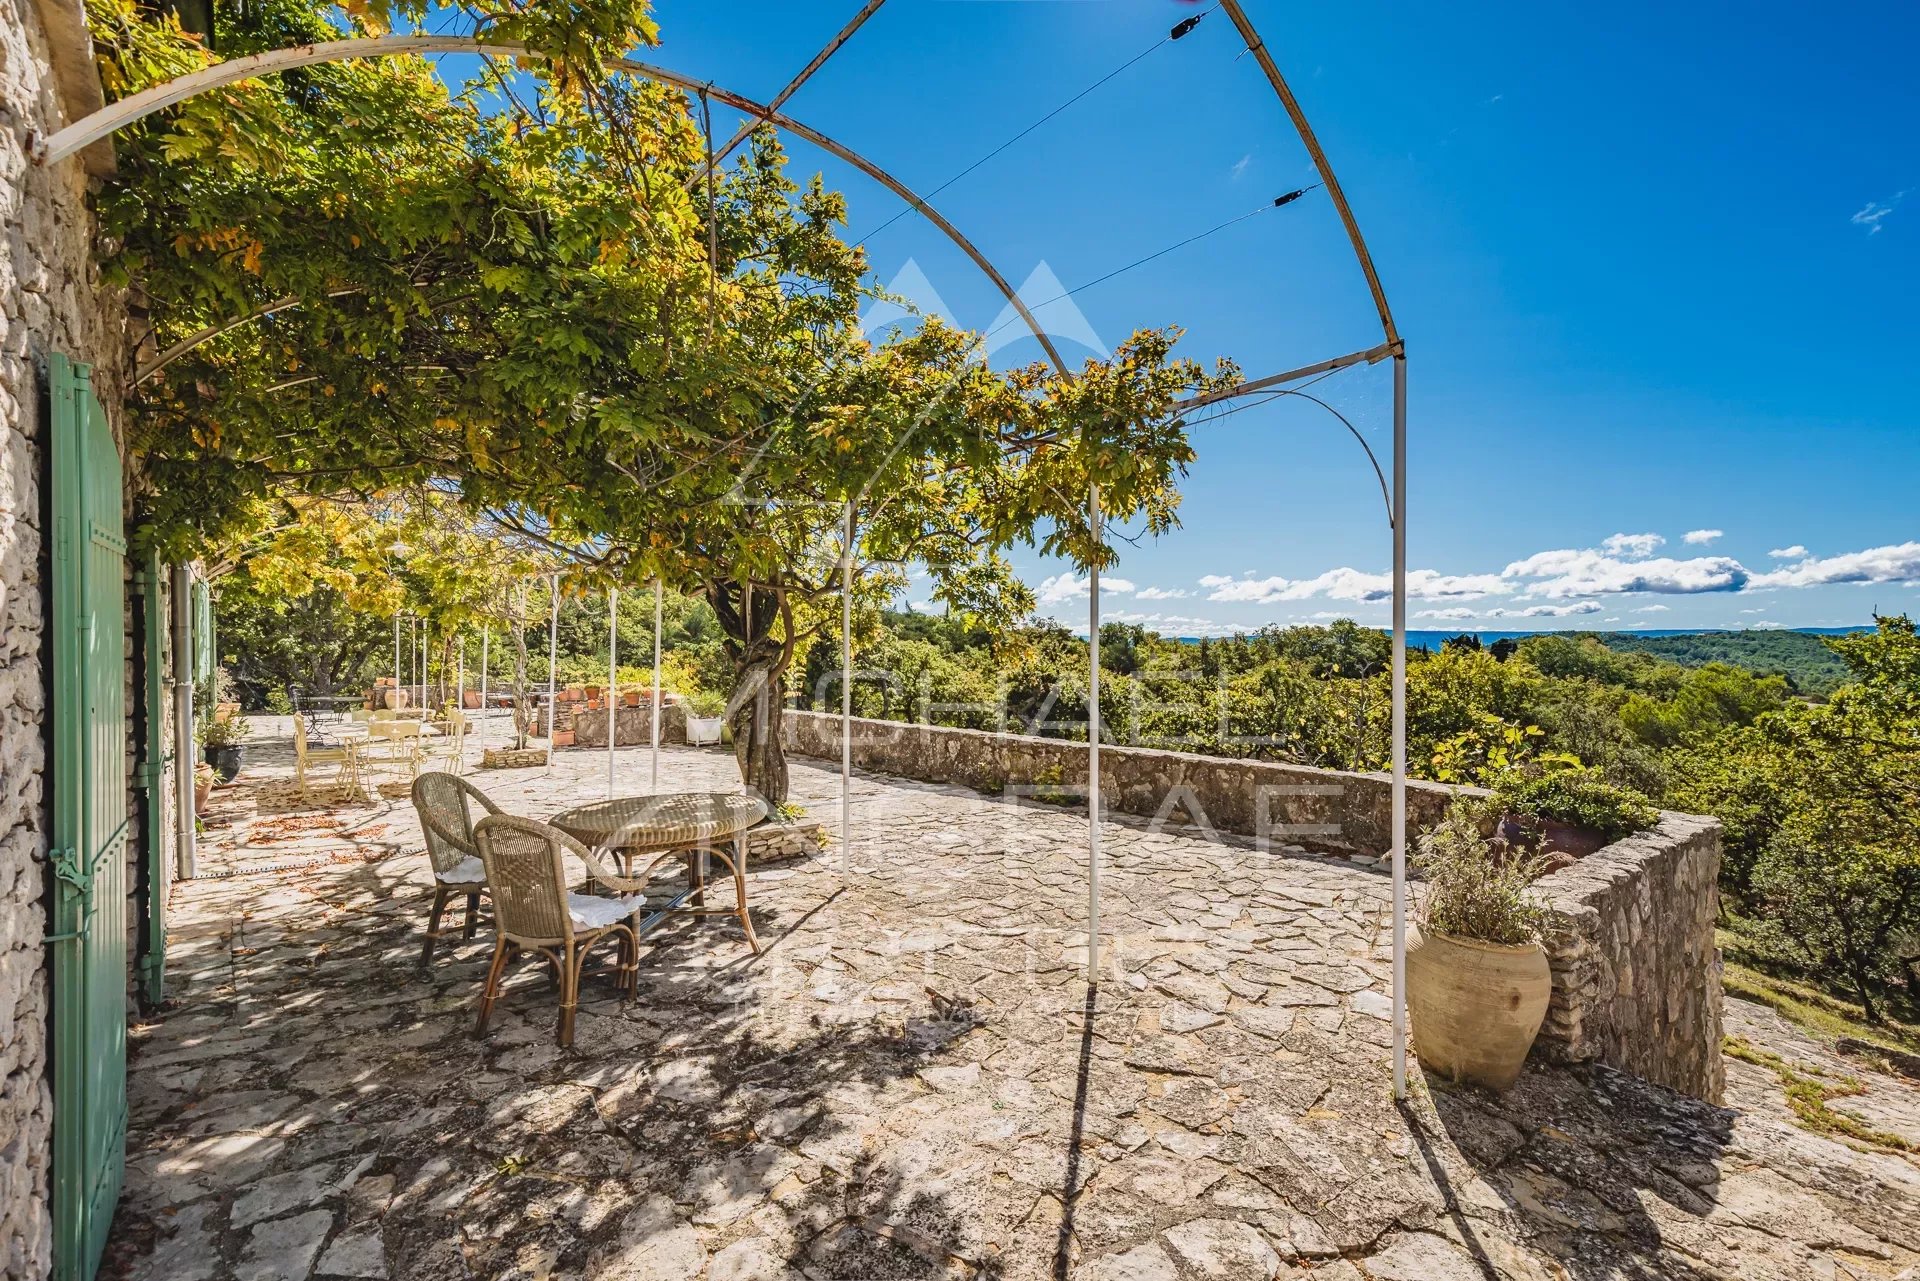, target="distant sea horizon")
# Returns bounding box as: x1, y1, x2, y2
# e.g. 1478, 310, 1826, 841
1171, 625, 1875, 646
